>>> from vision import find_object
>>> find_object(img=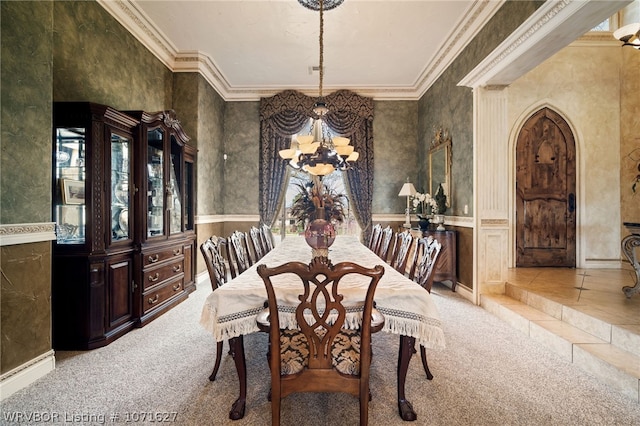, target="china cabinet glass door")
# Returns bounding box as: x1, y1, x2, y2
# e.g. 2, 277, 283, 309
169, 135, 183, 235
54, 127, 86, 244
110, 133, 132, 242
147, 128, 165, 238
